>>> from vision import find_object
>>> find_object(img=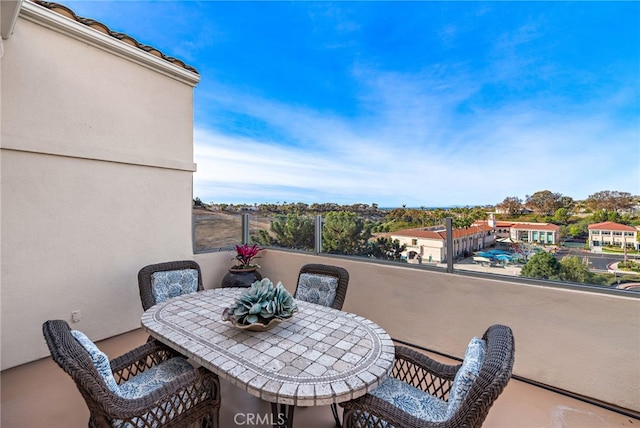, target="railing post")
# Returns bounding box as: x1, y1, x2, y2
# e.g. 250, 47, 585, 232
315, 215, 323, 254
242, 213, 250, 244
446, 217, 454, 273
